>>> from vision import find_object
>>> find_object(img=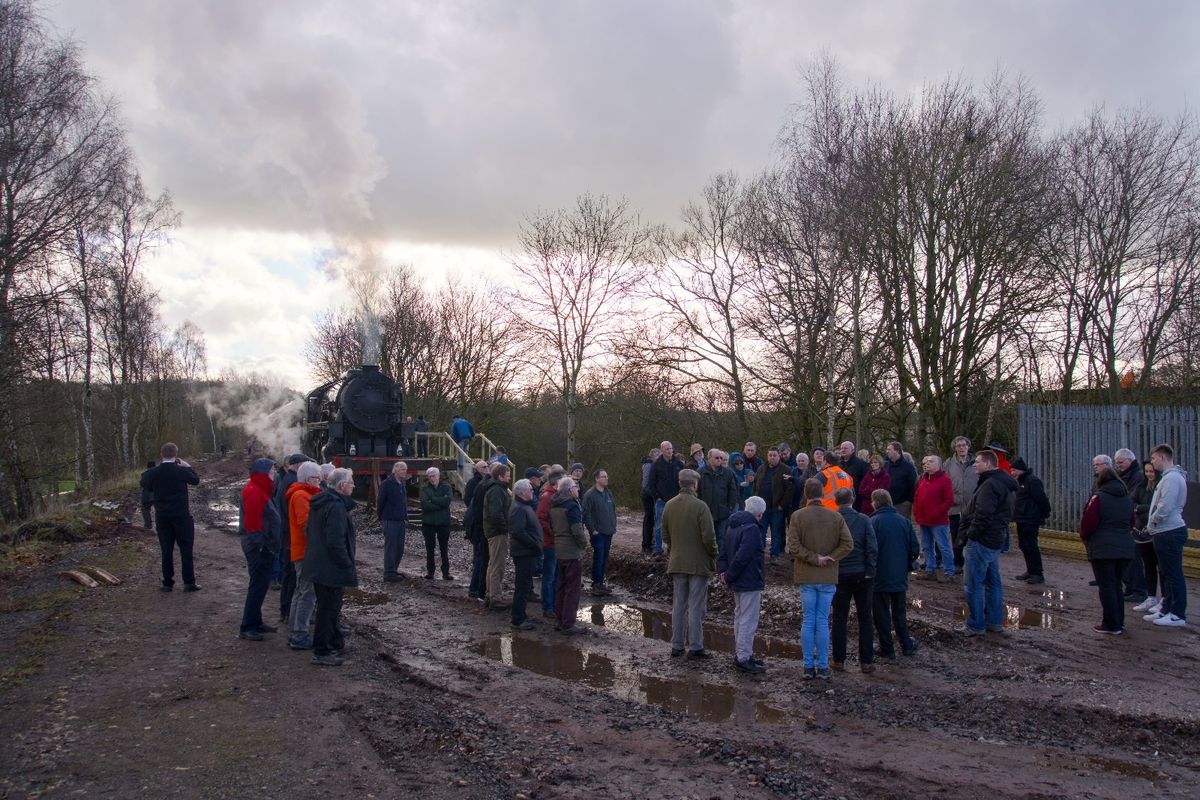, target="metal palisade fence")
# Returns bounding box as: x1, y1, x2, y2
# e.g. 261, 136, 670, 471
1017, 404, 1200, 532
